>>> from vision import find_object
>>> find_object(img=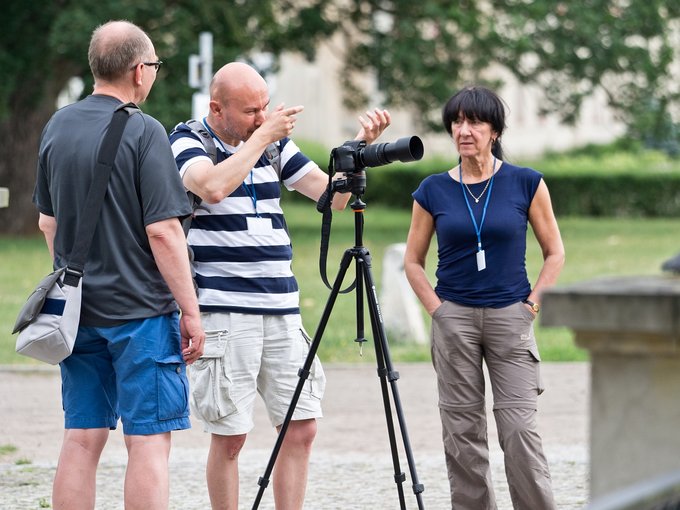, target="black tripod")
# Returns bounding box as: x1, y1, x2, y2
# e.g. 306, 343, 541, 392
252, 196, 425, 509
